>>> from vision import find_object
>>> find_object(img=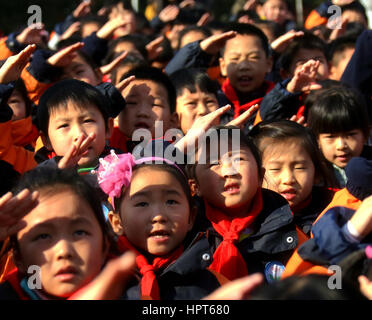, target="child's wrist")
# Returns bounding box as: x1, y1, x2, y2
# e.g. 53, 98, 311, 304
342, 220, 362, 243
